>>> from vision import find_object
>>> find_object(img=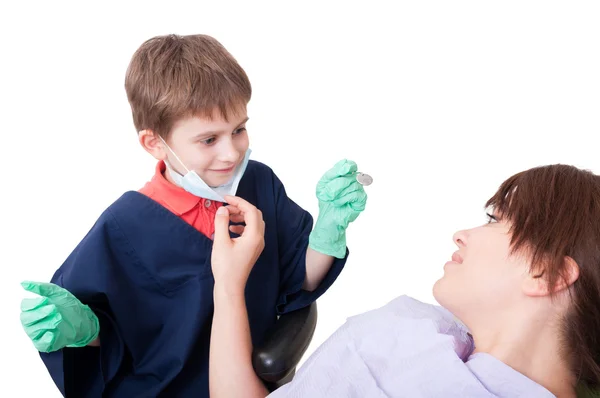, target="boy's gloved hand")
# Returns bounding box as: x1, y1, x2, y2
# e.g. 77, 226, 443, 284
309, 159, 368, 258
20, 281, 100, 353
